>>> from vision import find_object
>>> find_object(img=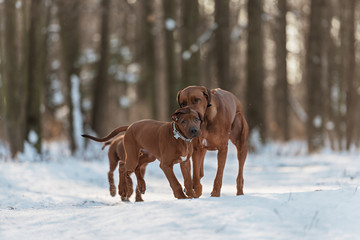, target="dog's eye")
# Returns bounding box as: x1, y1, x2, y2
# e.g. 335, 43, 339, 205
181, 102, 187, 107
194, 98, 200, 104
194, 117, 199, 122
181, 120, 187, 125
